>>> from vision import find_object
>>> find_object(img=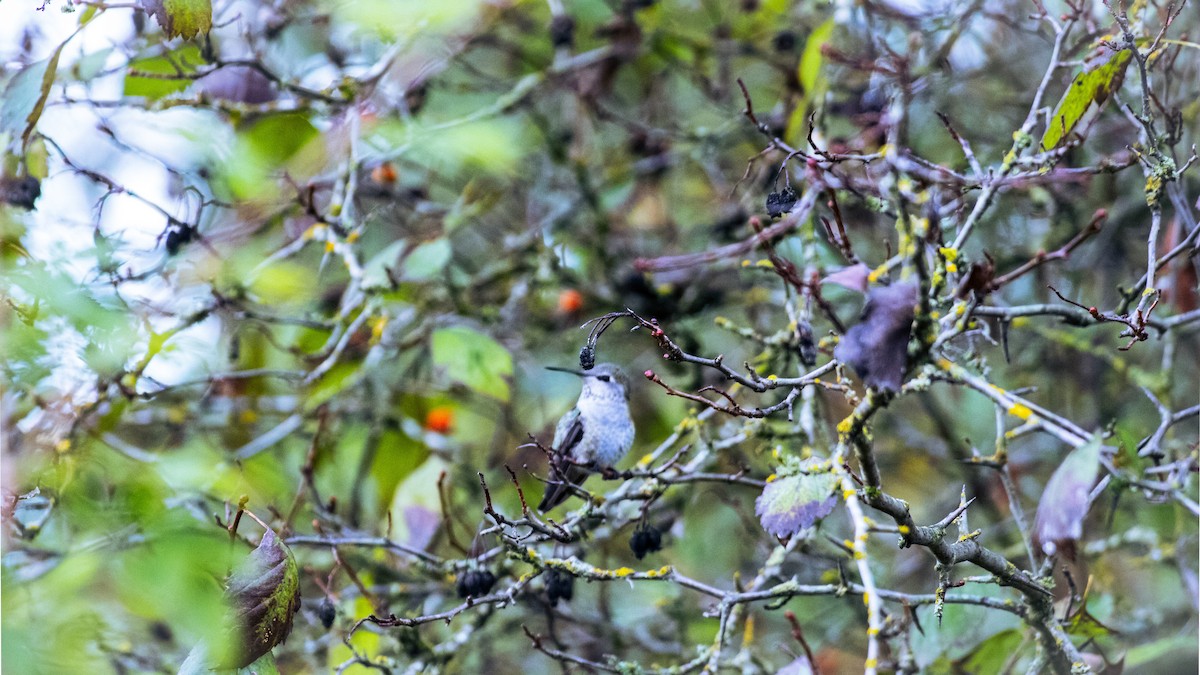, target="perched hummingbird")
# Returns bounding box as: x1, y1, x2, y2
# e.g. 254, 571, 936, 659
537, 363, 636, 512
